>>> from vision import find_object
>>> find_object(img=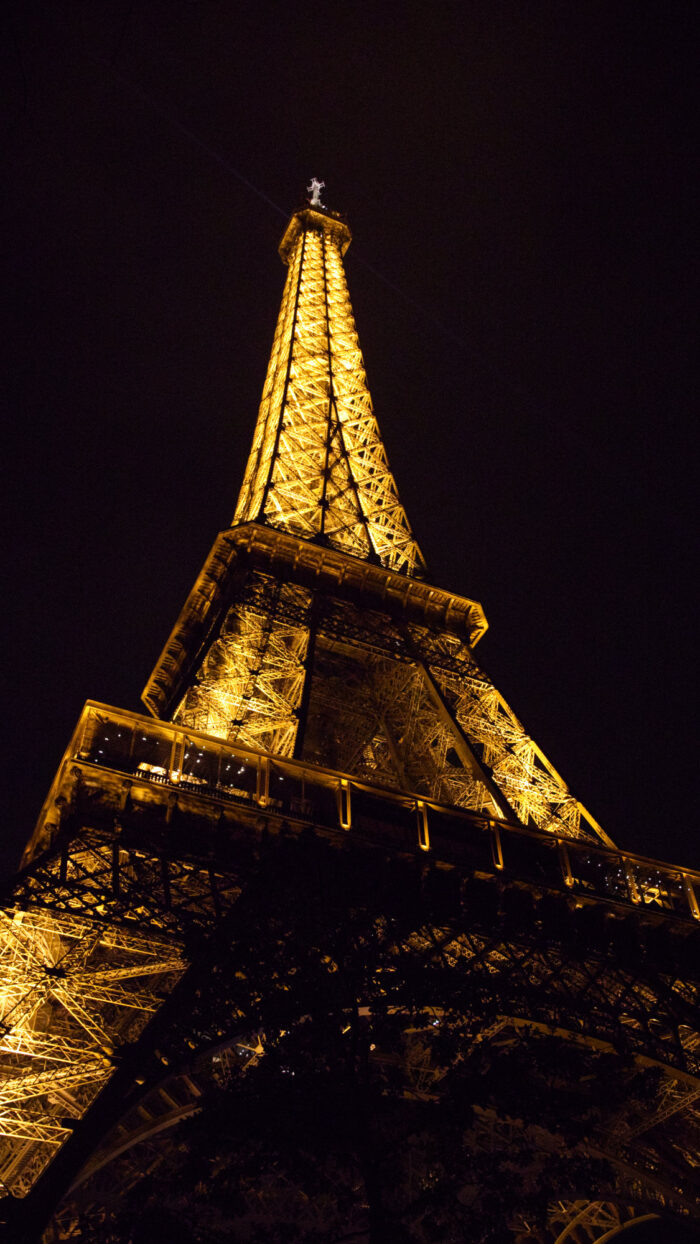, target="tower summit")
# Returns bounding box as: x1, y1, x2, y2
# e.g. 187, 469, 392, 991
2, 191, 699, 1241
233, 200, 426, 577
